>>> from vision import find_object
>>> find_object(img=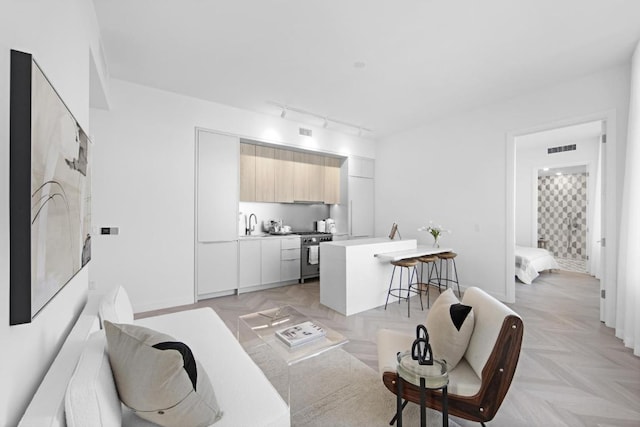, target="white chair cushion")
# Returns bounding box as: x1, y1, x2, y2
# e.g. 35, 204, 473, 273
104, 321, 222, 427
99, 285, 134, 327
461, 287, 520, 379
446, 358, 481, 397
425, 289, 475, 369
65, 330, 122, 427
